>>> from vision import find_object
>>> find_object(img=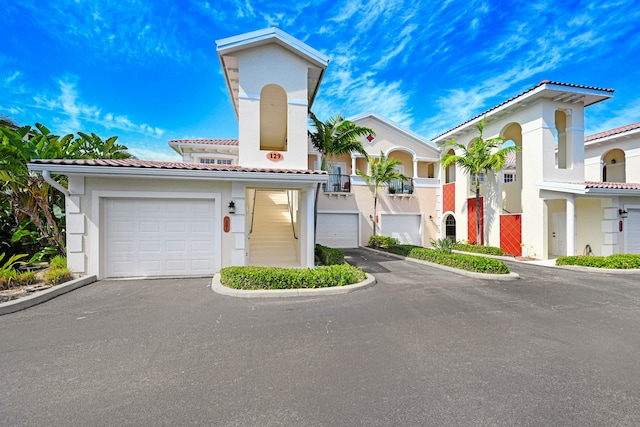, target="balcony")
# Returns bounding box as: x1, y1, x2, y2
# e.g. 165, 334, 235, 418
388, 178, 414, 195
323, 174, 351, 193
